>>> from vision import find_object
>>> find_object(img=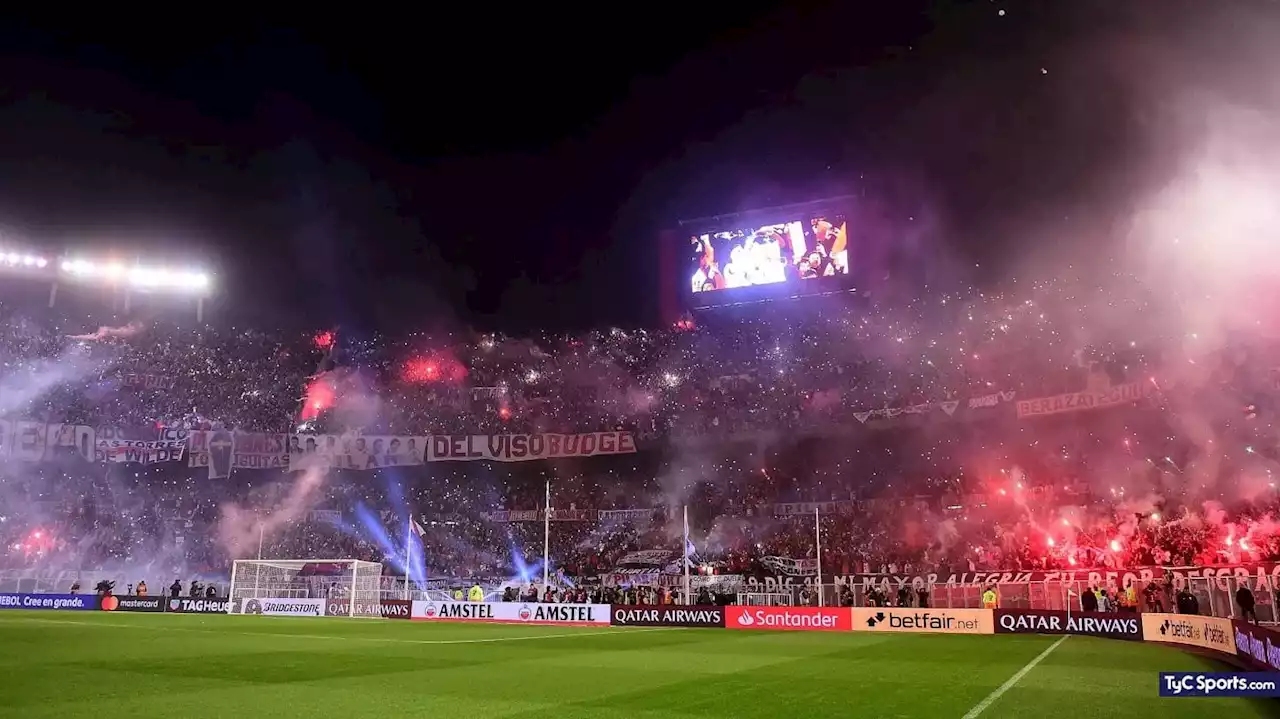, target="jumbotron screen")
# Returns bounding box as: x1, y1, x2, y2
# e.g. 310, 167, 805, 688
687, 214, 849, 303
